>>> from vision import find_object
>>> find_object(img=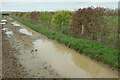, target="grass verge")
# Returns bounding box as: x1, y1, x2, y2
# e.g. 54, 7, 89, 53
10, 16, 119, 69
